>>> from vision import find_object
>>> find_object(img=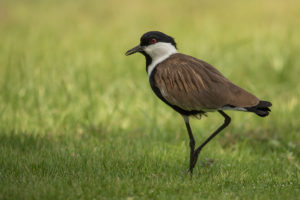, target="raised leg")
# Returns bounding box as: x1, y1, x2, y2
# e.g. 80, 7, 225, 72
189, 111, 231, 173
182, 115, 196, 173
